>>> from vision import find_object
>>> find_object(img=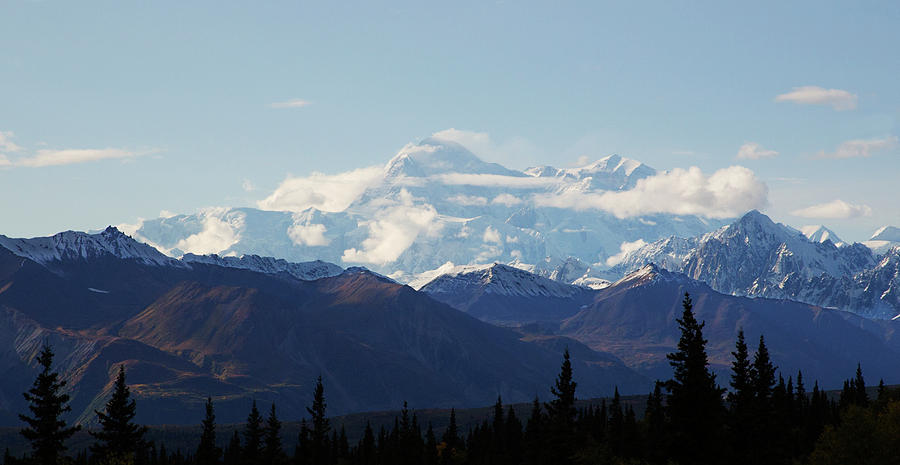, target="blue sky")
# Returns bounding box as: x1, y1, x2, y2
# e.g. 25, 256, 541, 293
1, 1, 898, 241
